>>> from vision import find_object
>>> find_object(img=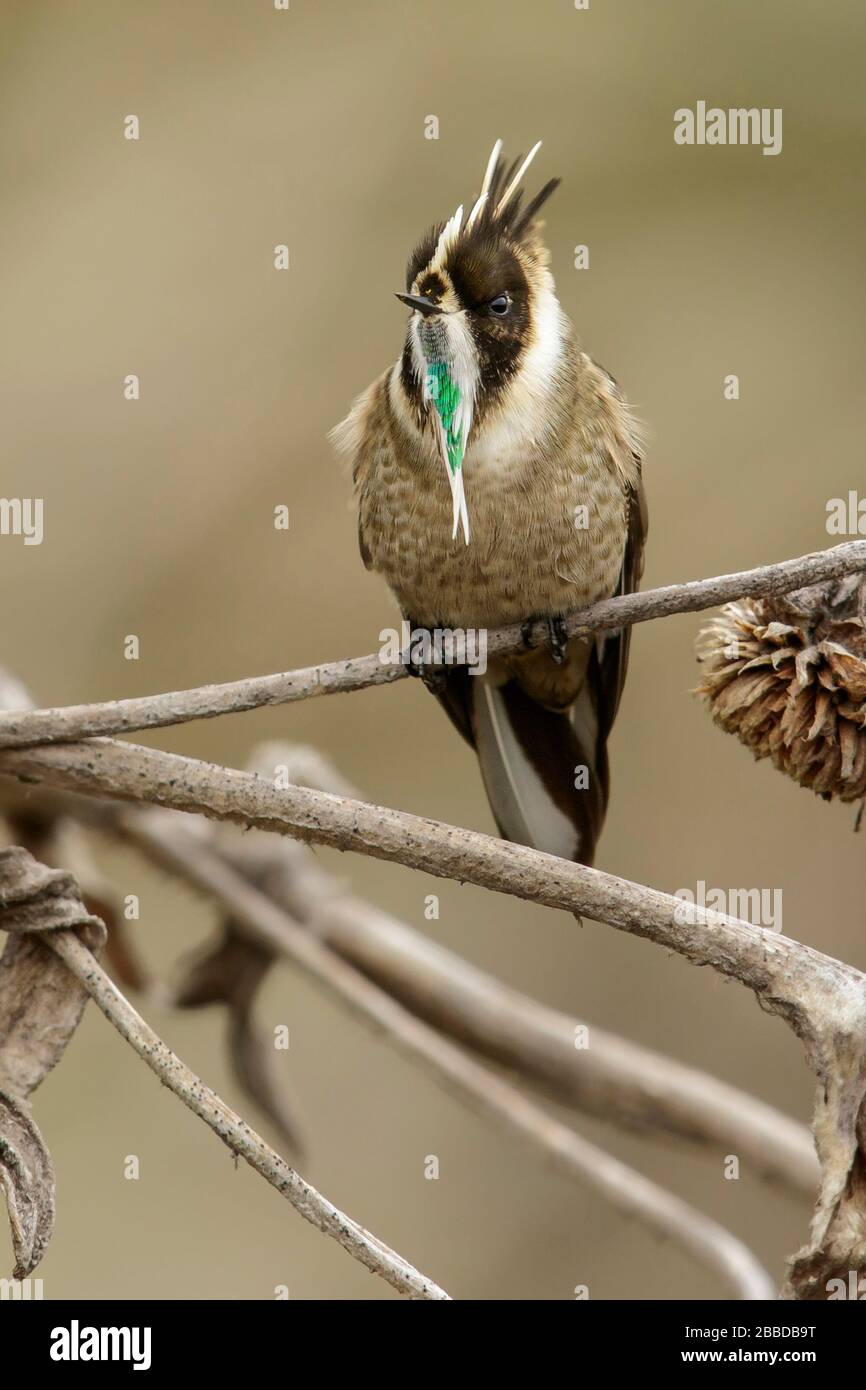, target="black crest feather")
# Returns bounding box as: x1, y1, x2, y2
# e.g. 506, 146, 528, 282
471, 147, 561, 243
406, 143, 560, 289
